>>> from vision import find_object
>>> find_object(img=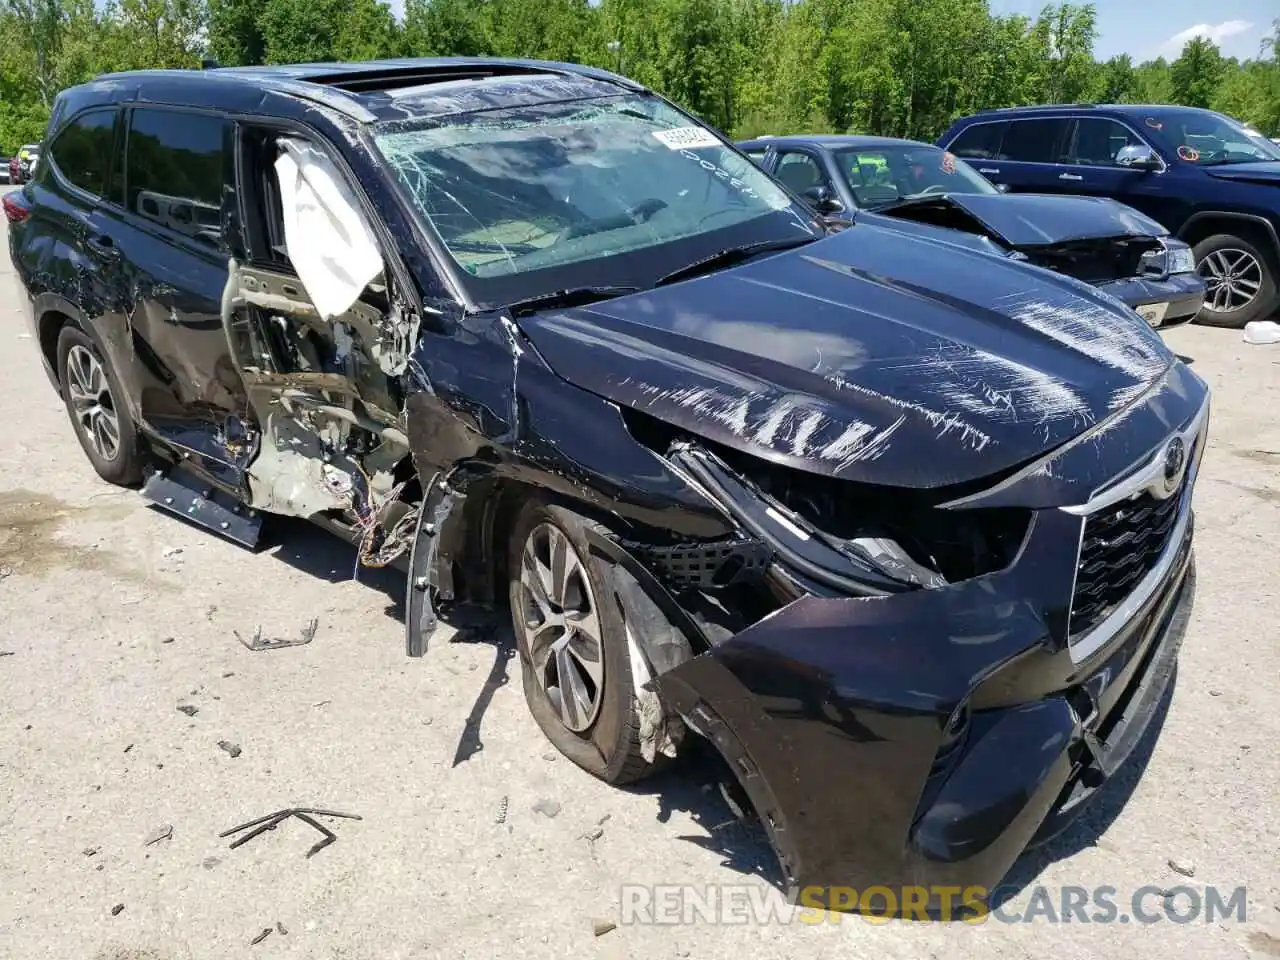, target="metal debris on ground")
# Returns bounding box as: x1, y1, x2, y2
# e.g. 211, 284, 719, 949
220, 807, 362, 858
110, 904, 124, 916
276, 922, 288, 935
83, 847, 99, 857
235, 618, 319, 652
217, 740, 242, 758
123, 744, 133, 753
0, 651, 14, 657
1168, 857, 1196, 877
162, 637, 175, 644
532, 799, 562, 819
177, 704, 198, 717
250, 928, 273, 945
144, 824, 173, 846
580, 826, 604, 842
